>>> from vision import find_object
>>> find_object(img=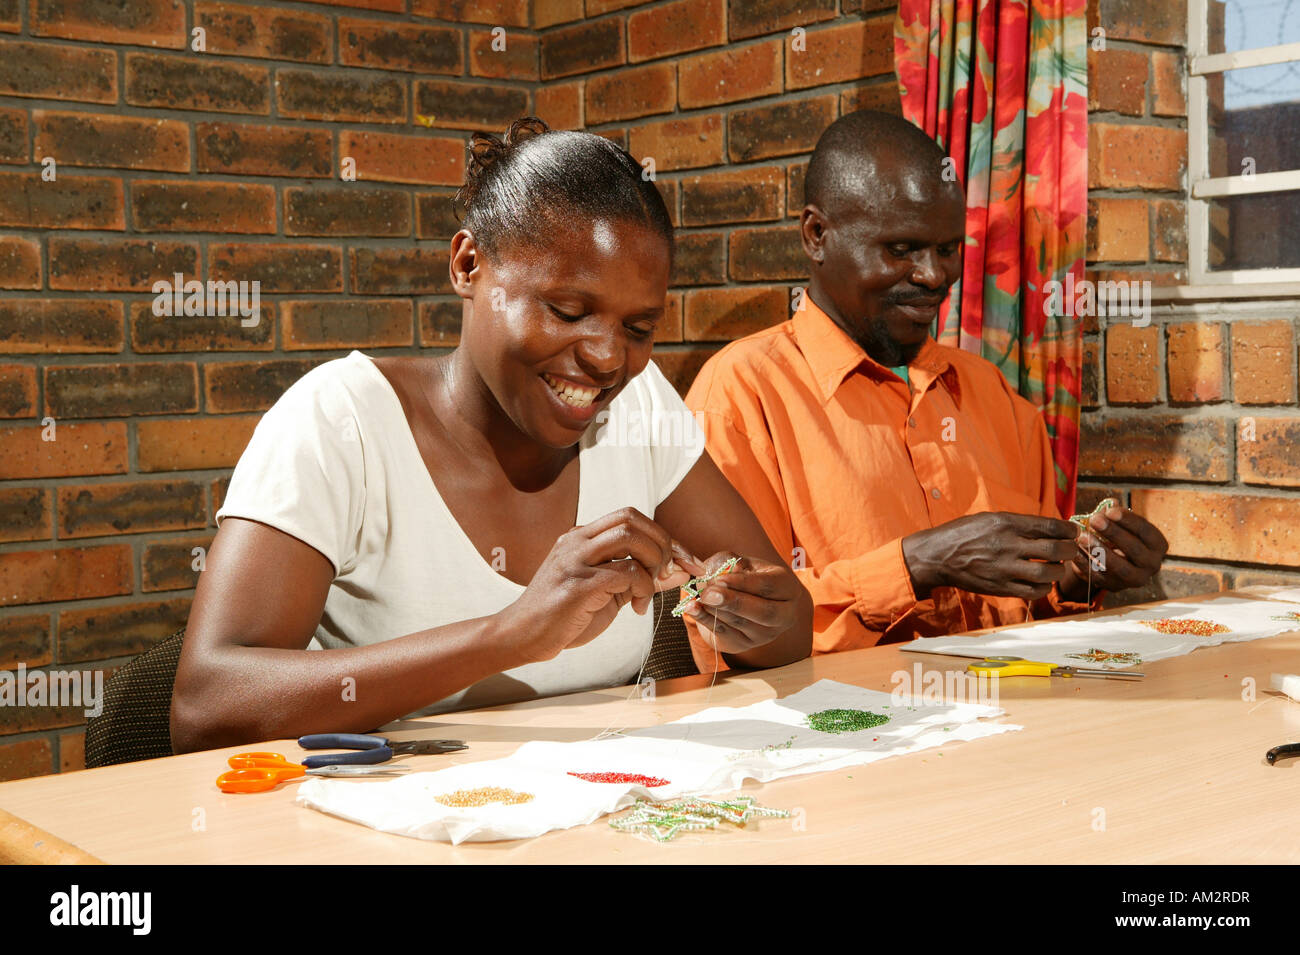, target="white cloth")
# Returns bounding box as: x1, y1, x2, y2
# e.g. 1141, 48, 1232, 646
902, 596, 1298, 669
296, 679, 1020, 843
216, 351, 703, 714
